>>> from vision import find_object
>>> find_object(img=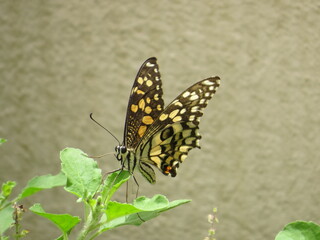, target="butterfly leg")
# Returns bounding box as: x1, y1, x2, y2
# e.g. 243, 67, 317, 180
125, 174, 139, 202
132, 174, 140, 198
131, 175, 146, 223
